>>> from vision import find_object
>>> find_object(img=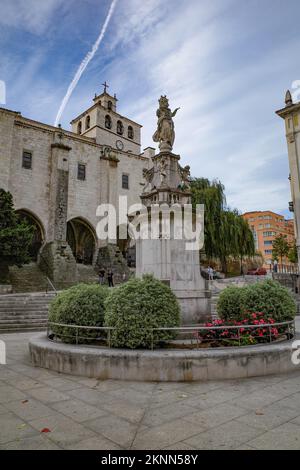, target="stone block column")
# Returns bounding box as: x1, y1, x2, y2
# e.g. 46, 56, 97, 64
39, 136, 77, 287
